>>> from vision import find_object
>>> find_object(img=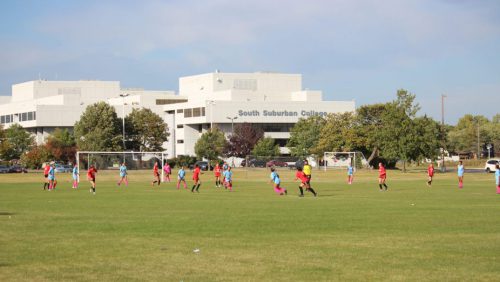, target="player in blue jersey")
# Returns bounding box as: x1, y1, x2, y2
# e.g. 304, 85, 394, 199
269, 167, 287, 195
177, 166, 187, 189
47, 162, 57, 191
117, 162, 128, 186
72, 163, 79, 189
347, 163, 354, 185
457, 161, 464, 188
495, 164, 500, 194
223, 166, 233, 191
